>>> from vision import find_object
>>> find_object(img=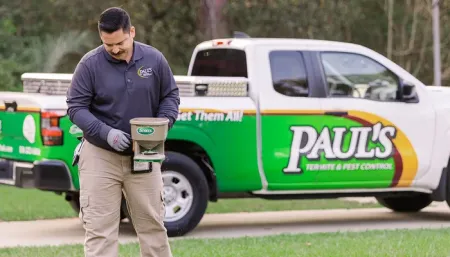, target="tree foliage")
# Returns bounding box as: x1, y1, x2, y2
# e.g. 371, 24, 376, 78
0, 0, 449, 91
